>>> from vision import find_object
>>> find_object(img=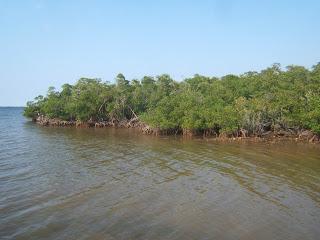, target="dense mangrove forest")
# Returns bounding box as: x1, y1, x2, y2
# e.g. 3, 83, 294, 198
24, 63, 320, 139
